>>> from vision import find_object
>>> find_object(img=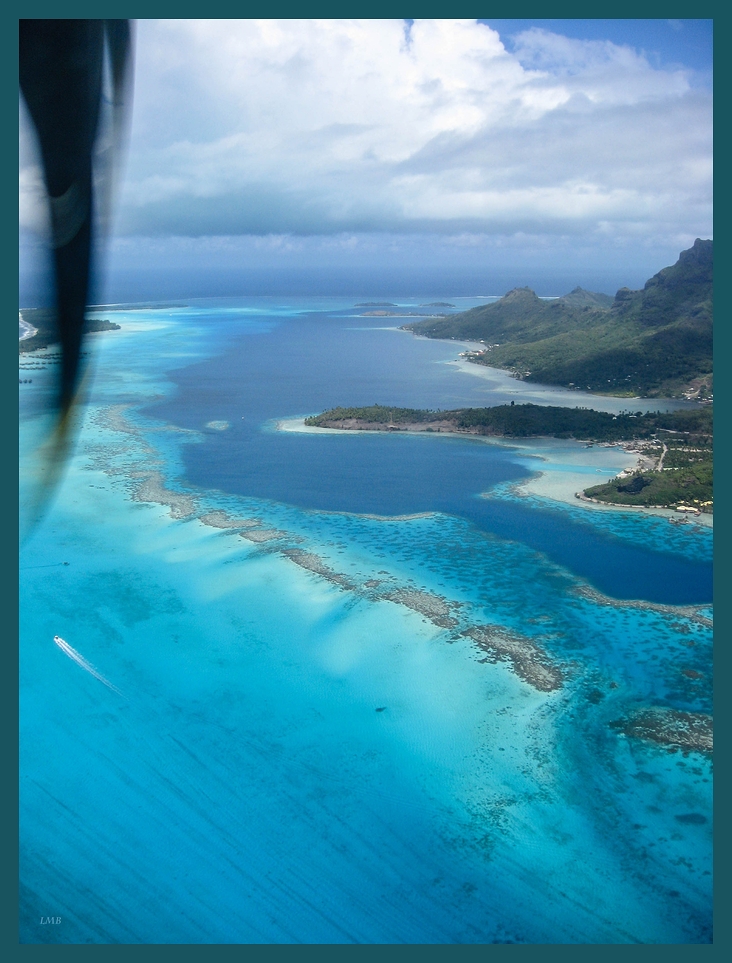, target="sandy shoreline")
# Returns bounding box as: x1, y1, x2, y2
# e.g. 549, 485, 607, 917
18, 312, 38, 342
444, 357, 696, 415
276, 417, 712, 529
